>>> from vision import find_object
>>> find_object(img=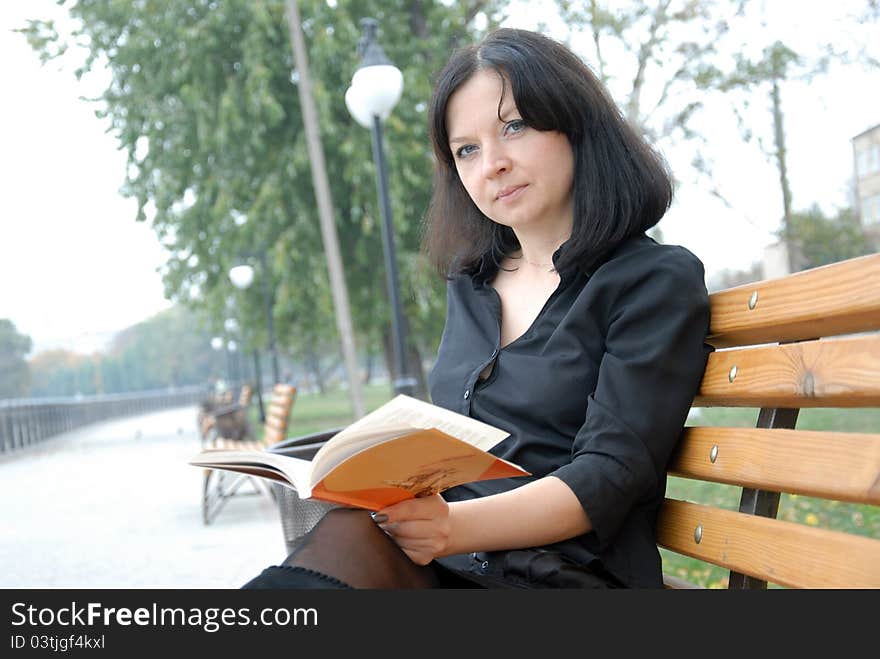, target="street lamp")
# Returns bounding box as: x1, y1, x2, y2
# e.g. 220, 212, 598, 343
229, 261, 275, 423
345, 17, 417, 397
210, 336, 227, 386
226, 338, 239, 386
229, 254, 280, 386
